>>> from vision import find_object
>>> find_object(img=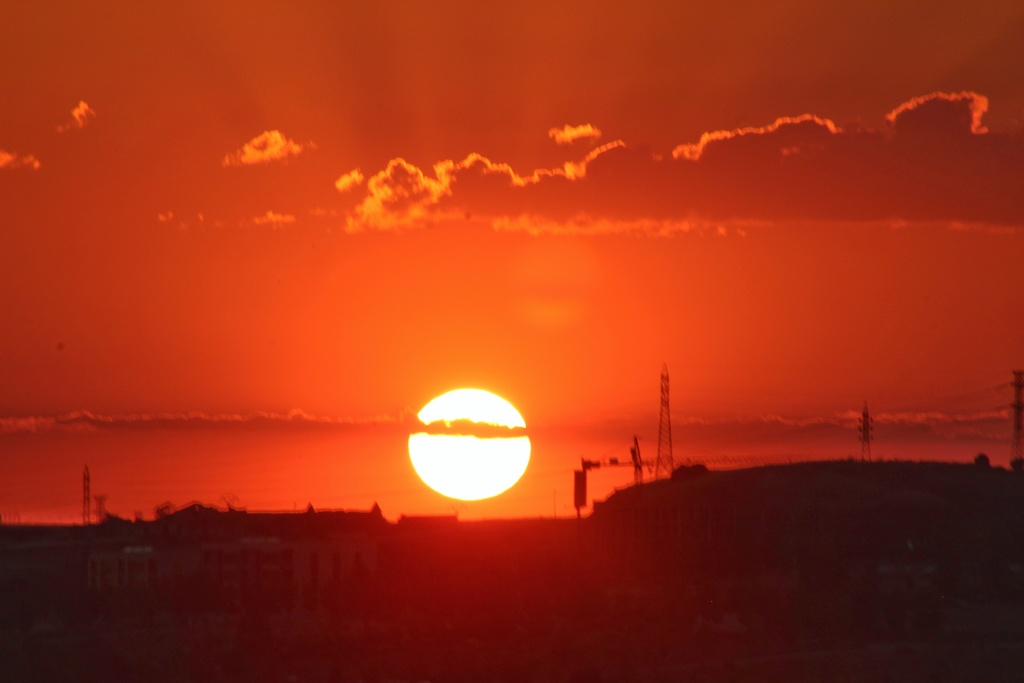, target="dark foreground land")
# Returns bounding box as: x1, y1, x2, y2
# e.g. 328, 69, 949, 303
2, 460, 1024, 682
